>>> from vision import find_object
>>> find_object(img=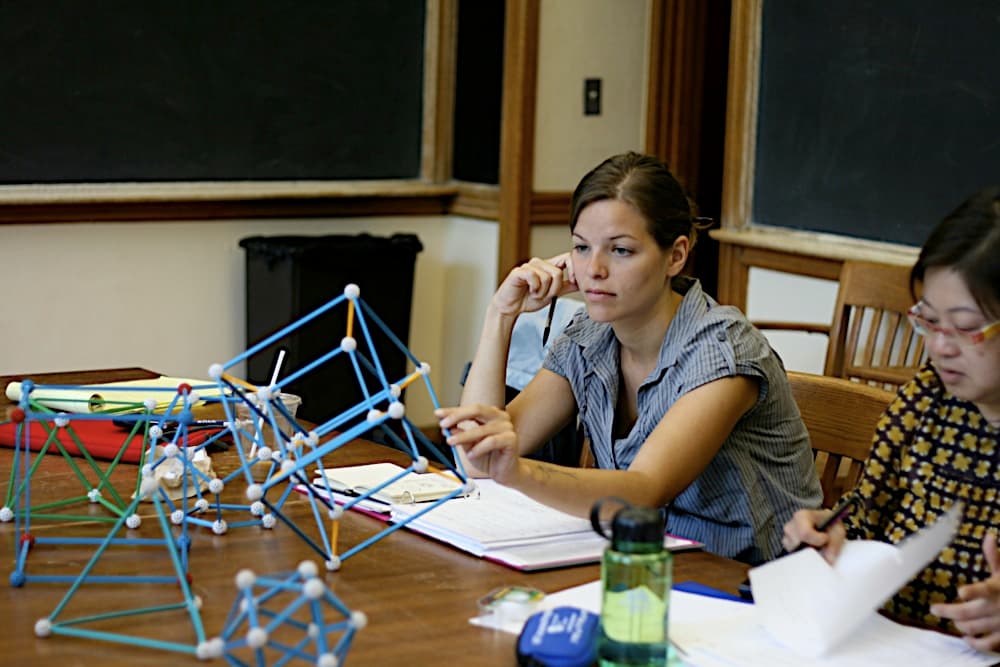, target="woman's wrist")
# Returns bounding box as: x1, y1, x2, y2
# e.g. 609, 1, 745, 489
495, 456, 531, 489
483, 302, 520, 332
